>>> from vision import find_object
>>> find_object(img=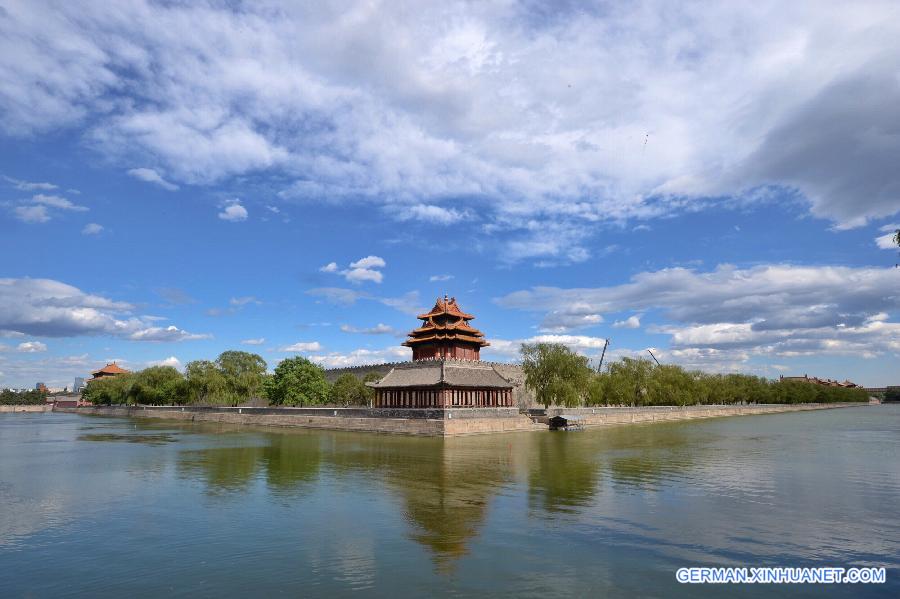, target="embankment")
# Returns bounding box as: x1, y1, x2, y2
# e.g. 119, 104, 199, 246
0, 404, 53, 413
50, 402, 865, 436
